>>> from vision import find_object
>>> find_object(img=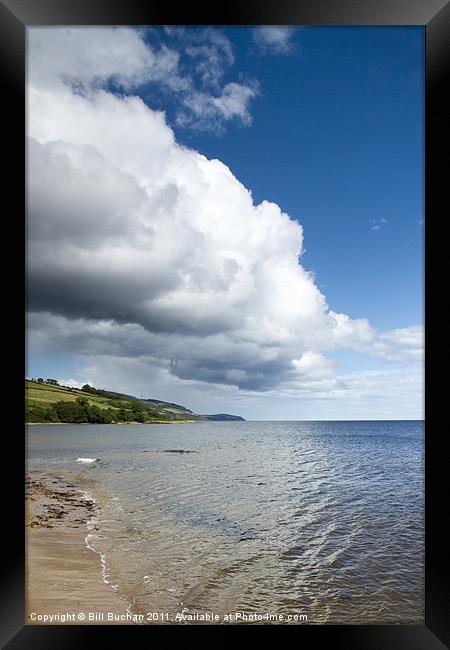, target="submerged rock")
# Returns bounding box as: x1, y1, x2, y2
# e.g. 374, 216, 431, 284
163, 449, 198, 454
